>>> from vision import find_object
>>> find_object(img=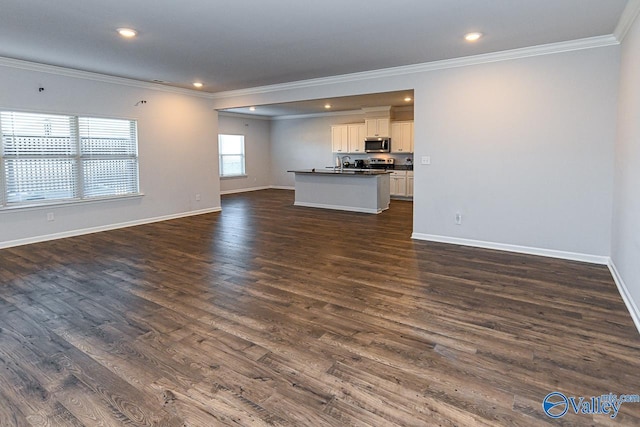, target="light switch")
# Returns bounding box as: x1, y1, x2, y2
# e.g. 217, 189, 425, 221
421, 156, 431, 165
